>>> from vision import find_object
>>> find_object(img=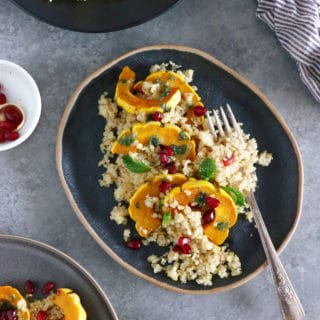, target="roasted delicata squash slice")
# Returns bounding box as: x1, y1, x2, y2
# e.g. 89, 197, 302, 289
111, 121, 196, 160
0, 286, 30, 320
128, 174, 187, 237
115, 66, 181, 114
163, 180, 237, 245
54, 288, 87, 320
